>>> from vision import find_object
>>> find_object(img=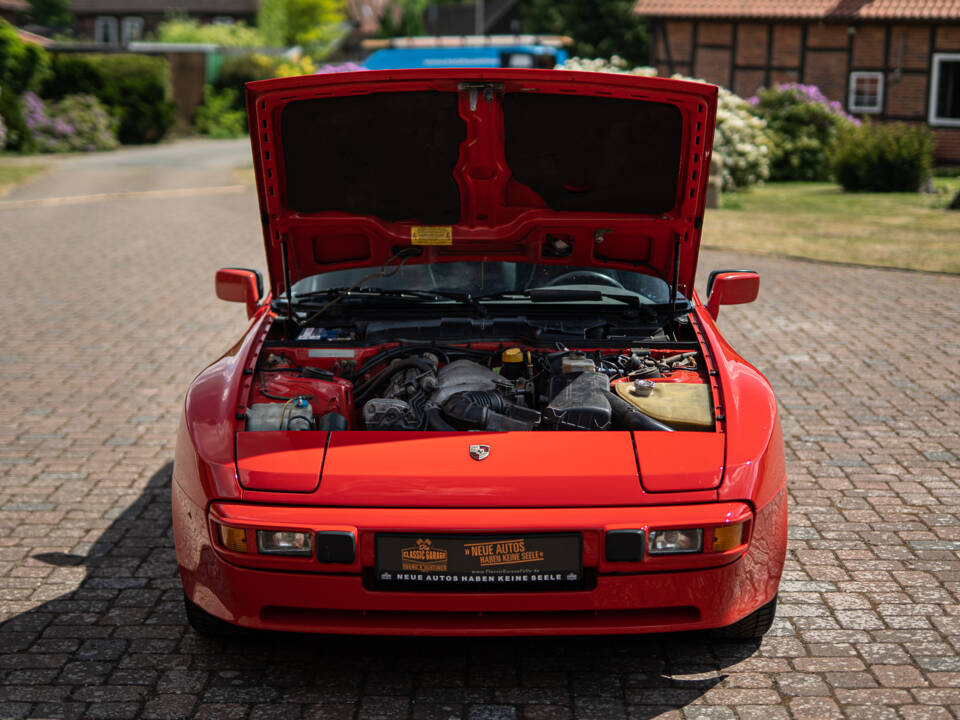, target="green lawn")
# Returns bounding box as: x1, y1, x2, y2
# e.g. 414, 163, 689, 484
705, 179, 960, 274
0, 157, 49, 197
